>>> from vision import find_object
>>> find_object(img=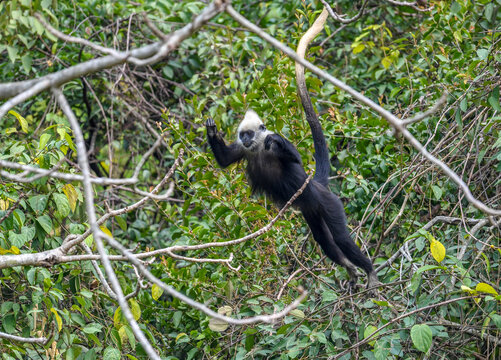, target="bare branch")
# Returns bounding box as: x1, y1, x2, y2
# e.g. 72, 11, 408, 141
319, 0, 370, 24
102, 232, 308, 325
225, 5, 501, 216
34, 13, 122, 57
0, 331, 48, 345
53, 87, 161, 360
401, 92, 448, 125
142, 12, 170, 41
0, 79, 50, 120
385, 0, 434, 12
164, 174, 312, 254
